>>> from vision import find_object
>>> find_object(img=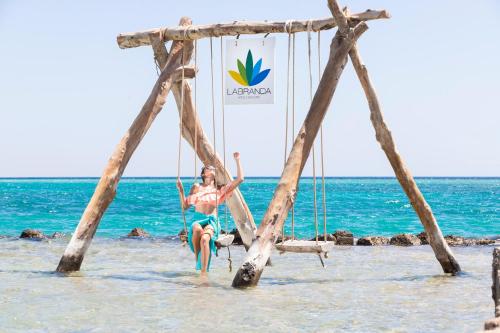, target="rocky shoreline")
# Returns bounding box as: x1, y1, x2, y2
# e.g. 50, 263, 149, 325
11, 228, 499, 247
